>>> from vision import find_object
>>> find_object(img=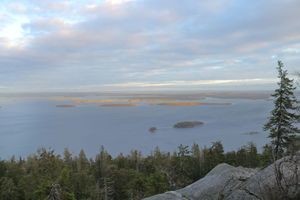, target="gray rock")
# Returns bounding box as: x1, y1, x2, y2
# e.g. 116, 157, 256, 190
144, 191, 185, 200
178, 164, 257, 200
144, 153, 300, 200
227, 154, 300, 200
144, 164, 257, 200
